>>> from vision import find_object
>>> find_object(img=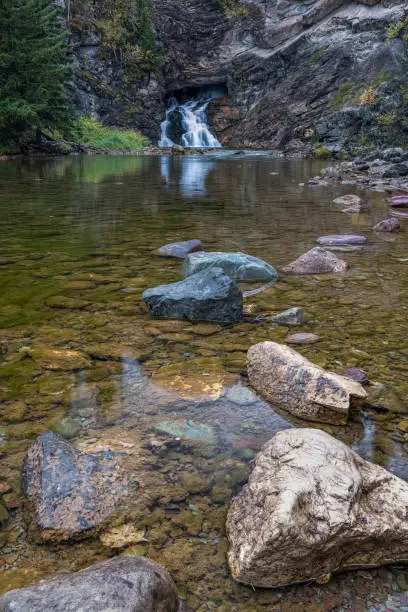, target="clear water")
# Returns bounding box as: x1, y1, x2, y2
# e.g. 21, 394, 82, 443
0, 153, 408, 609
